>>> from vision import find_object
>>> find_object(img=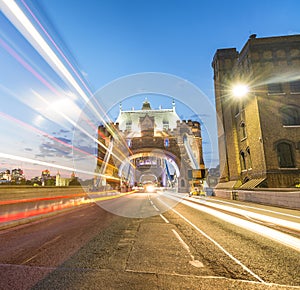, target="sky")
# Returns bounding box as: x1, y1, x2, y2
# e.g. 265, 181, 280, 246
0, 0, 300, 180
